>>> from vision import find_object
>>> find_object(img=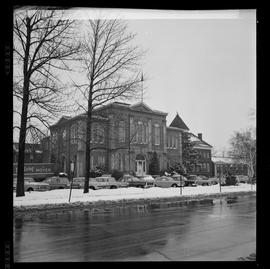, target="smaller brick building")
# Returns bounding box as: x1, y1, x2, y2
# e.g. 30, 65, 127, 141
13, 143, 43, 163
189, 133, 213, 177
211, 156, 248, 177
